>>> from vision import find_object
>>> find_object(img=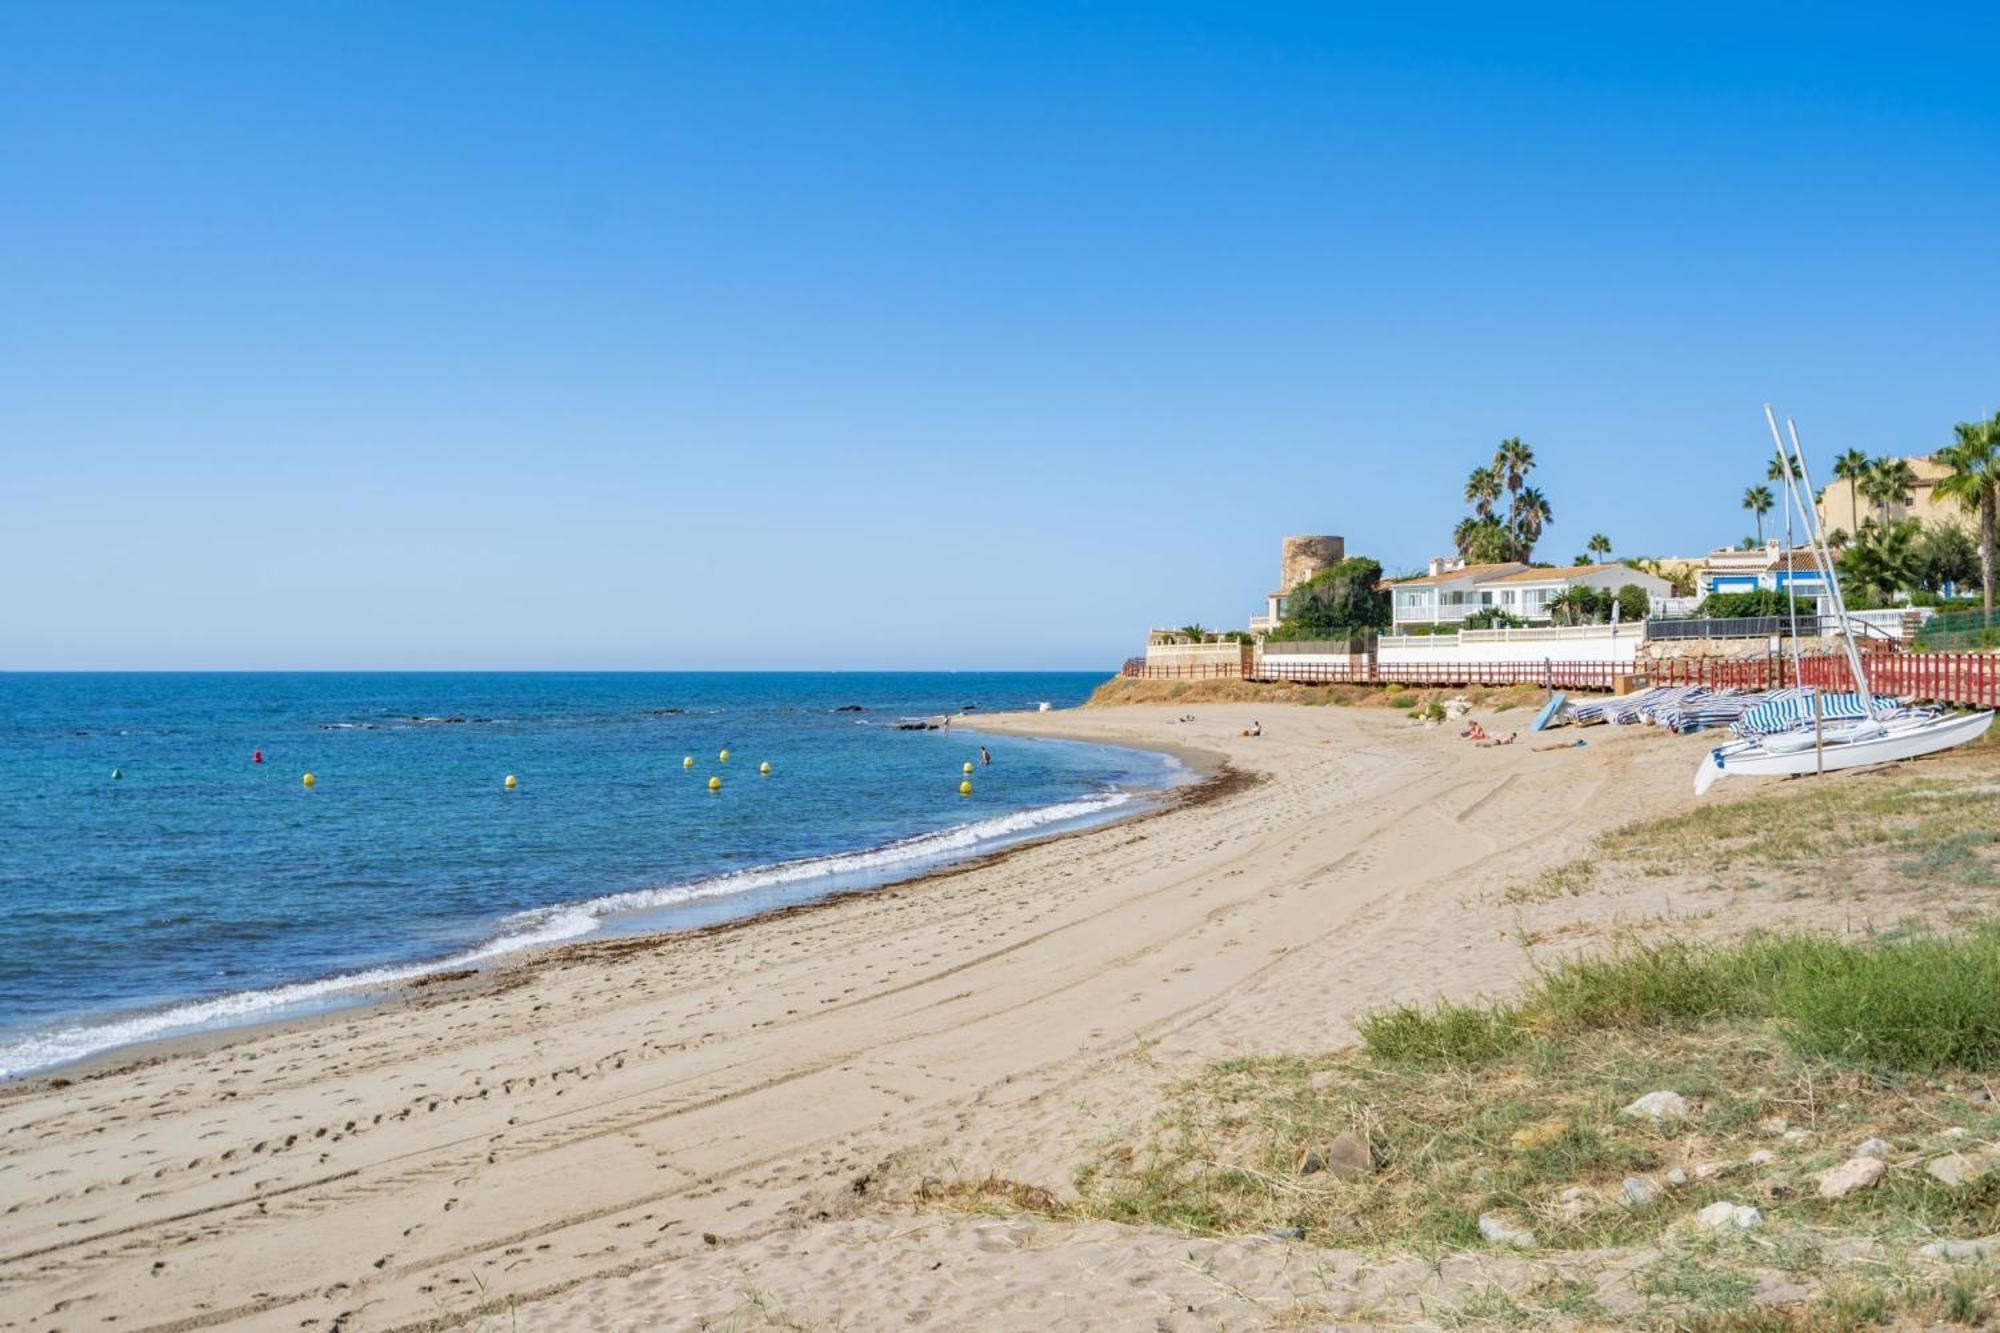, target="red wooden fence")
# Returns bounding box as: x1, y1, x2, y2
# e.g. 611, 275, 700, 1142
1123, 651, 2000, 708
